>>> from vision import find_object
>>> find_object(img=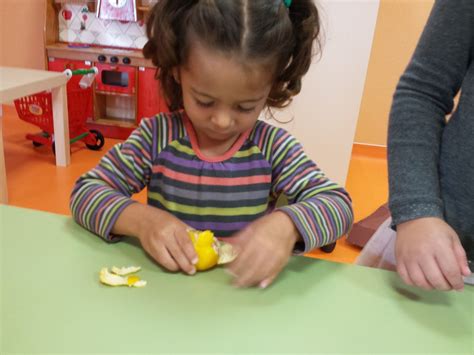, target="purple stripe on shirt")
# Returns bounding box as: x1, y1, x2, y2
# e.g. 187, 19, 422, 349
158, 150, 270, 171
